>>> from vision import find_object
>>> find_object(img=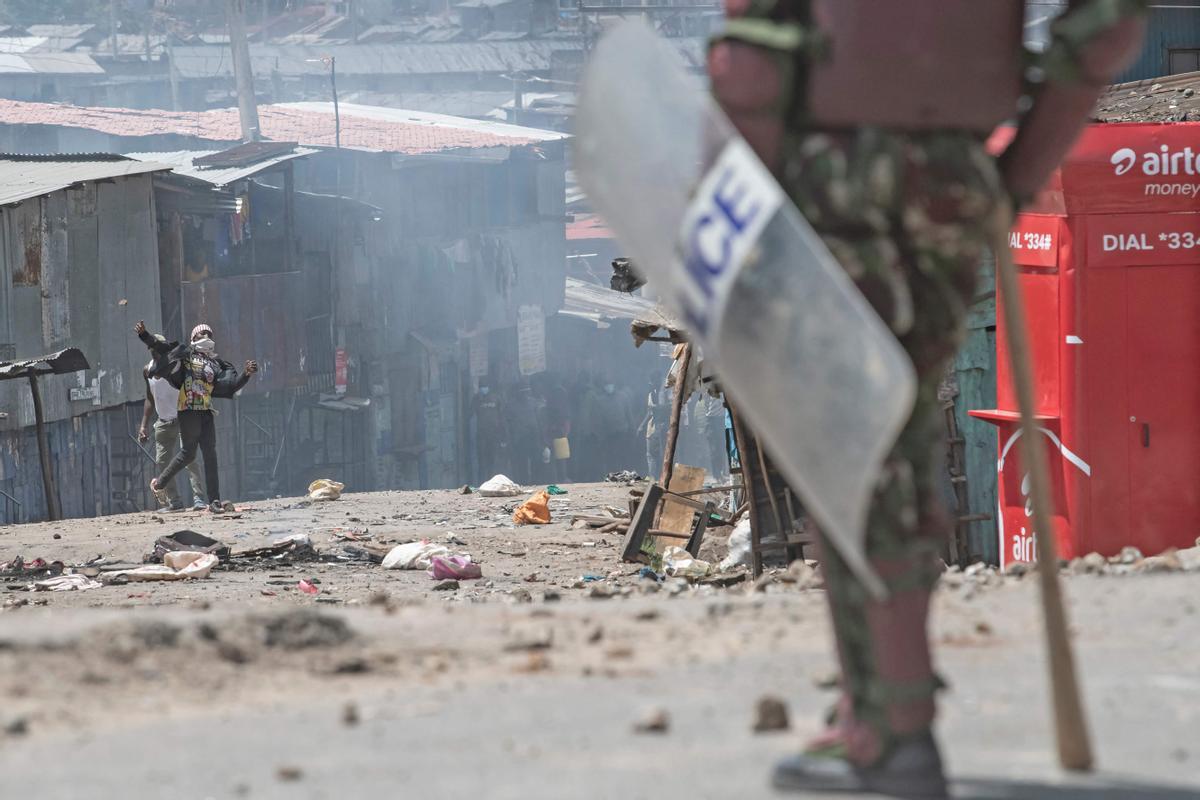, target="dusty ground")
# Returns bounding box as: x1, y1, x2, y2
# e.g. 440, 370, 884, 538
0, 483, 1197, 799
